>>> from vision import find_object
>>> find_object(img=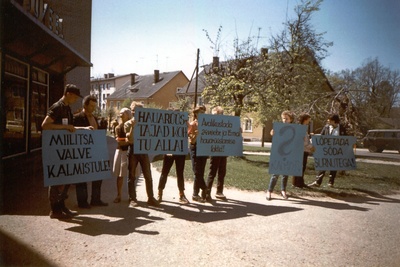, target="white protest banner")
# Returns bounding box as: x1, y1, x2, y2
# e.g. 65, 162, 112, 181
42, 130, 111, 186
133, 107, 189, 155
196, 114, 243, 156
269, 122, 307, 176
312, 135, 357, 171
